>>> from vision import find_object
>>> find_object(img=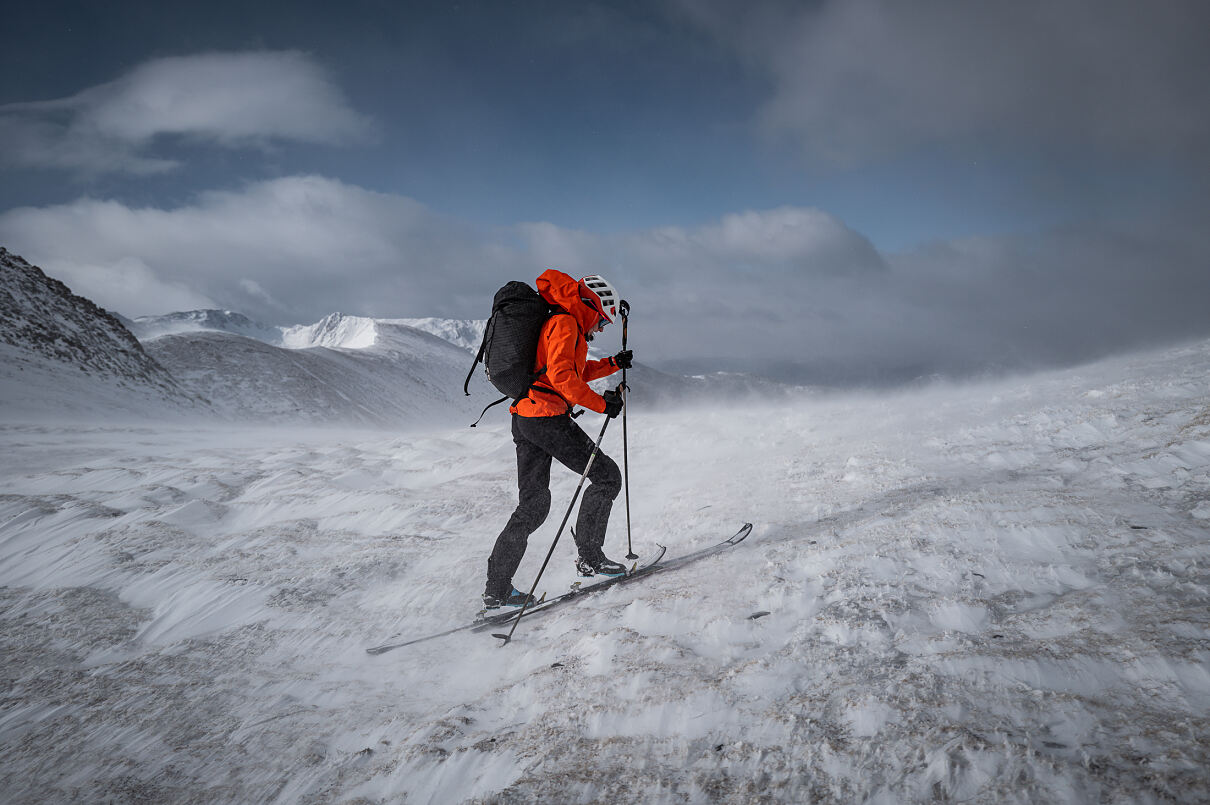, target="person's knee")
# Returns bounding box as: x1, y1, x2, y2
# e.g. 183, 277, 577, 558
592, 456, 622, 498
516, 488, 552, 529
